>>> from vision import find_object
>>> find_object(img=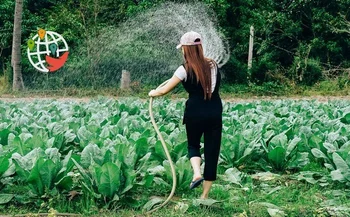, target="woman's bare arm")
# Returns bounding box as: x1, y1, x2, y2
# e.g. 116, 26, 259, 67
148, 75, 182, 97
